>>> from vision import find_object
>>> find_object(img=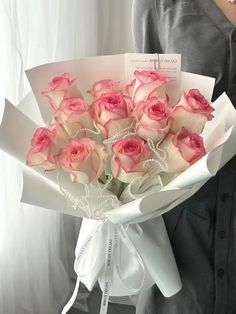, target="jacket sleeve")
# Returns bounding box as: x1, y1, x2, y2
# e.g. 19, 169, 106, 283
131, 0, 163, 53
